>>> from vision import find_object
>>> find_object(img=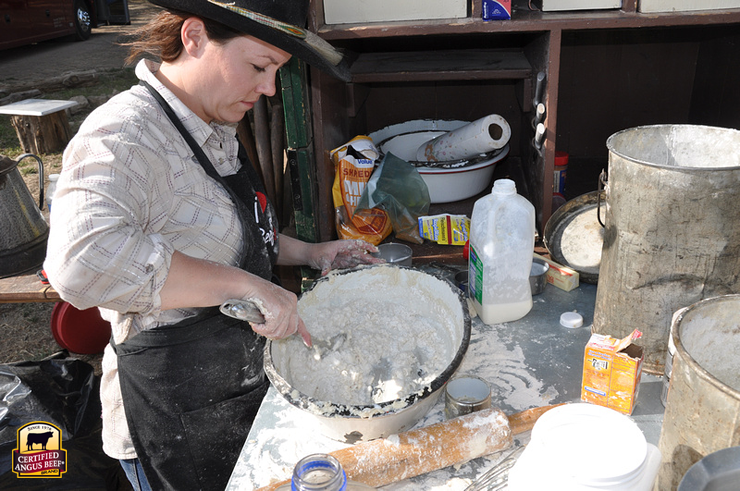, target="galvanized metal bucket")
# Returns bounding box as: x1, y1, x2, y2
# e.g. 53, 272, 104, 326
0, 154, 49, 278
656, 294, 740, 491
593, 125, 740, 373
